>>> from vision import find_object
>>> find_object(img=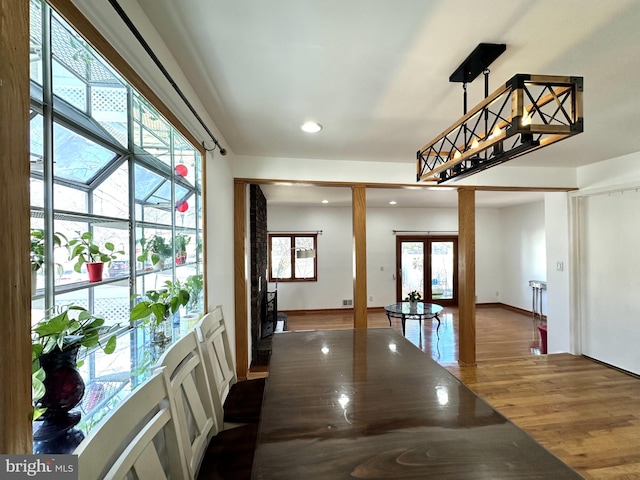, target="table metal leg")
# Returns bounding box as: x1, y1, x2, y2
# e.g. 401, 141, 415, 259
401, 315, 406, 336
385, 313, 392, 327
435, 313, 441, 337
